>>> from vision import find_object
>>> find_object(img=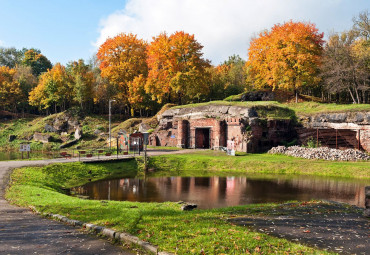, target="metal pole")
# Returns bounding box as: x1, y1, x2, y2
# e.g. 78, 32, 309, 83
109, 100, 112, 150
